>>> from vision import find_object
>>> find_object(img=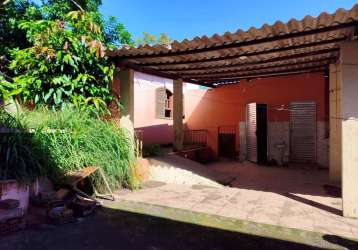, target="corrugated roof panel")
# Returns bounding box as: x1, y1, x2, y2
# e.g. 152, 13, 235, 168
107, 5, 358, 86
